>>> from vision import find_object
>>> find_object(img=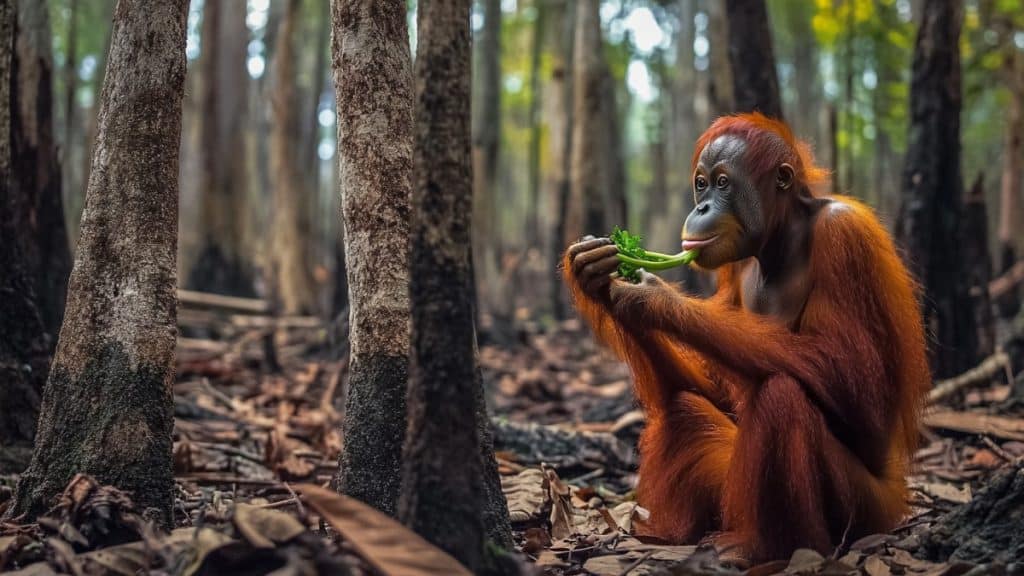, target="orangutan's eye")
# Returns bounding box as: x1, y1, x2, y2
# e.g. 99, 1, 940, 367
716, 174, 729, 188
695, 175, 708, 191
